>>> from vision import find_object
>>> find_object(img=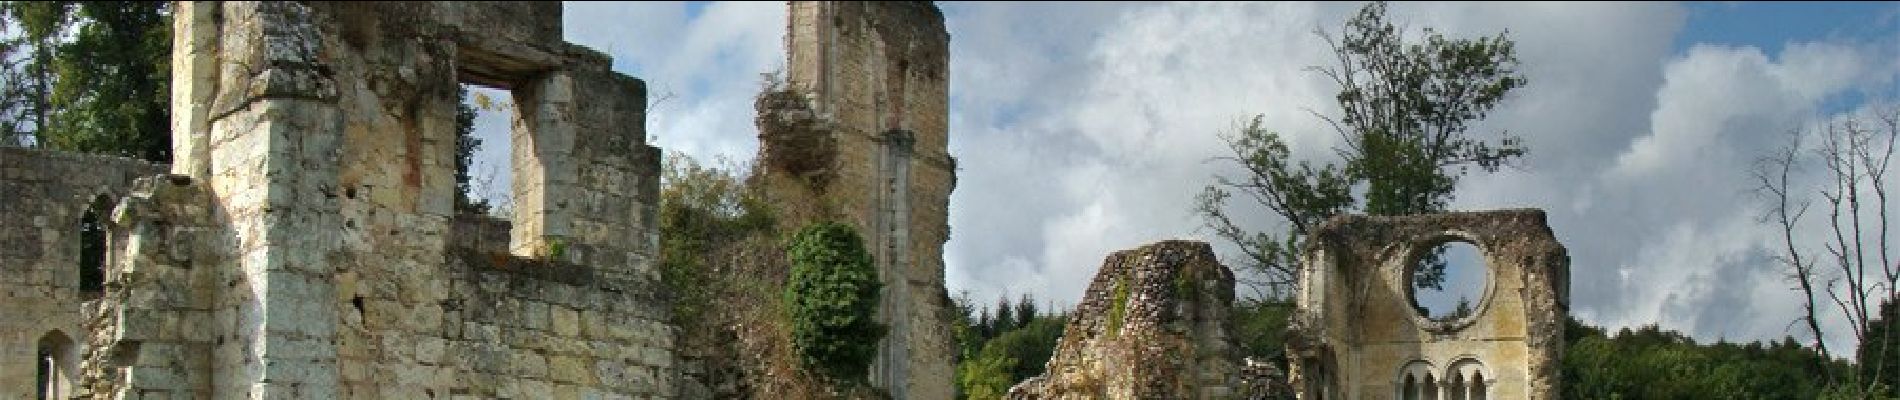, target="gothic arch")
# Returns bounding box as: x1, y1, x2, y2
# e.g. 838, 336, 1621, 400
1396, 360, 1438, 400
78, 194, 113, 294
1445, 357, 1492, 400
36, 330, 76, 400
